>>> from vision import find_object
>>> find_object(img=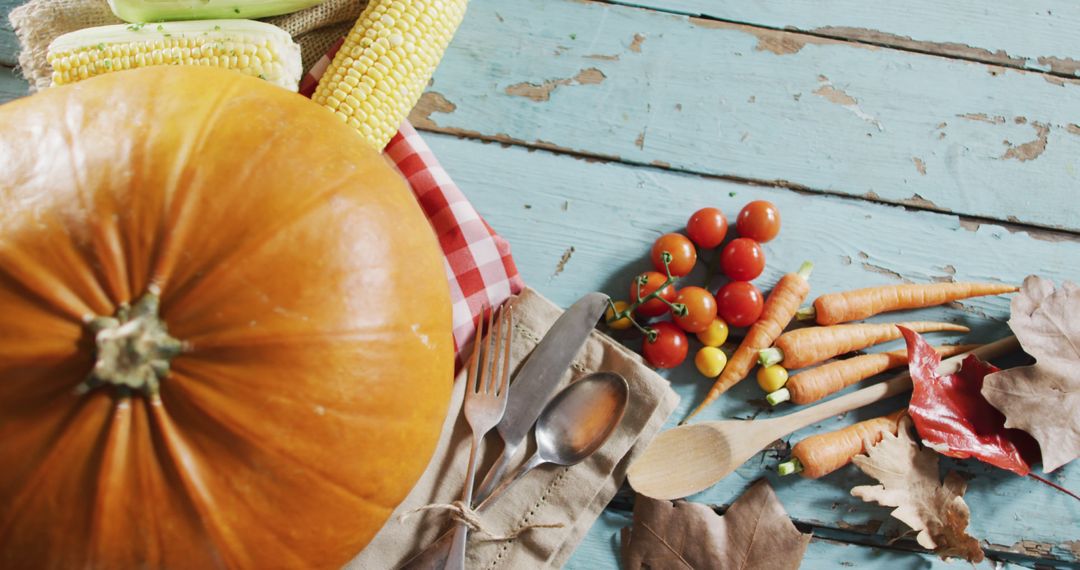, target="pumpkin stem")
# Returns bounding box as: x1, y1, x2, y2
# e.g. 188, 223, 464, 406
79, 284, 184, 397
